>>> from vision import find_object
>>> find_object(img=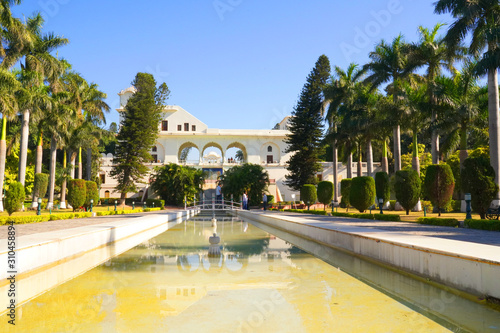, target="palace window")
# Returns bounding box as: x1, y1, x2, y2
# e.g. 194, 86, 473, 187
177, 125, 182, 131
100, 174, 105, 184
184, 123, 189, 131
152, 146, 157, 152
267, 146, 273, 152
162, 121, 168, 131
192, 125, 196, 131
